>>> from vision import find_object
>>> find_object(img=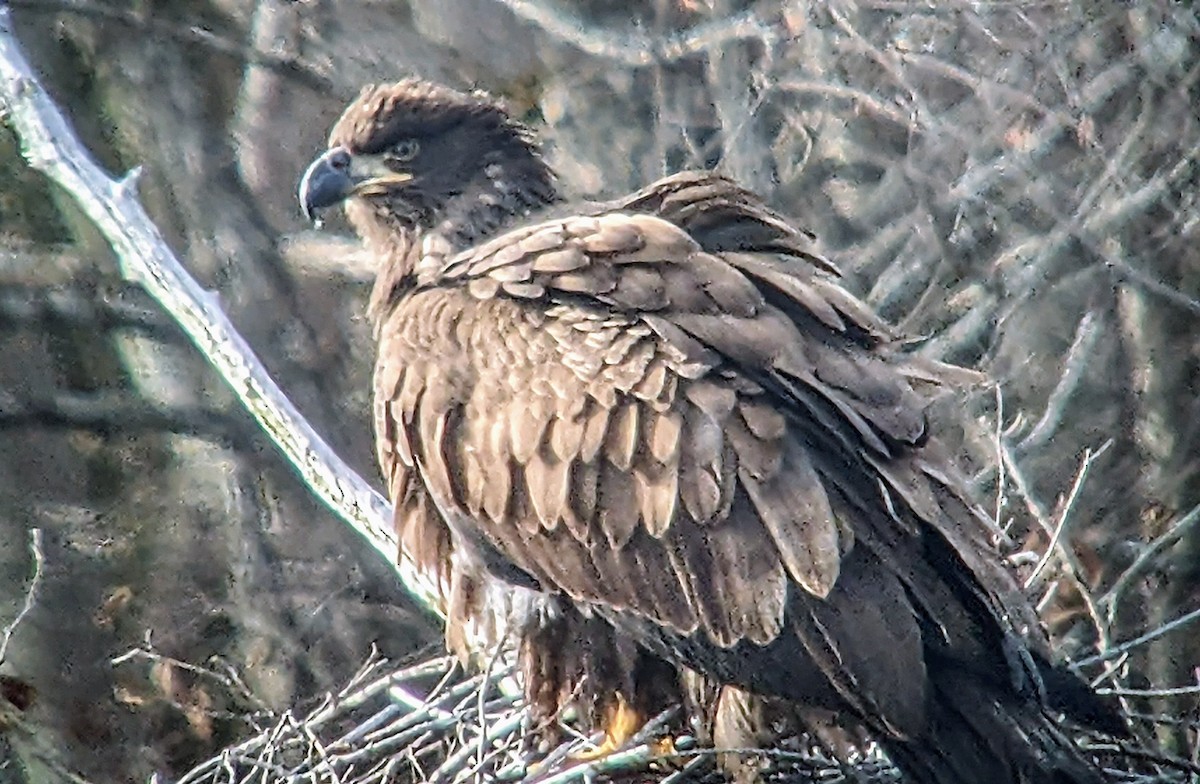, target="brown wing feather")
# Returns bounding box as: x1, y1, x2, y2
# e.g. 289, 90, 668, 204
373, 318, 471, 660
397, 221, 821, 646
380, 173, 1023, 706
375, 332, 449, 584
788, 546, 928, 736
741, 436, 842, 598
